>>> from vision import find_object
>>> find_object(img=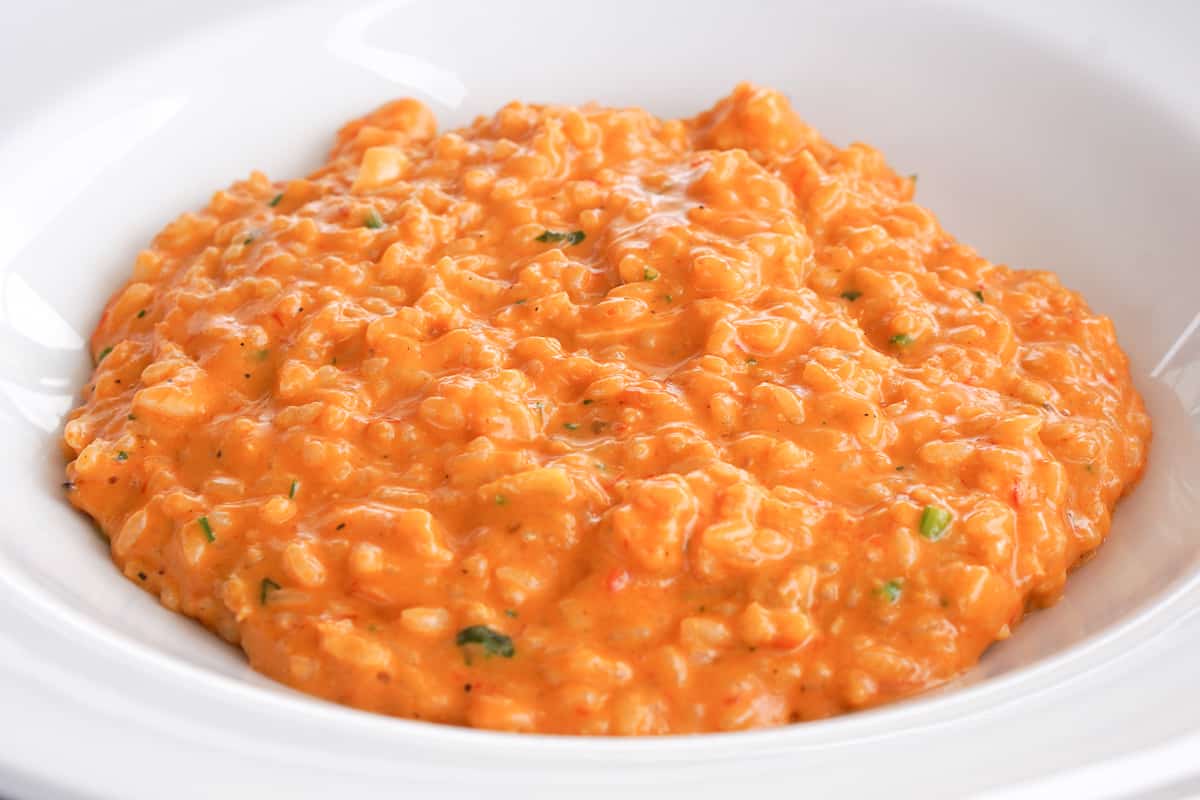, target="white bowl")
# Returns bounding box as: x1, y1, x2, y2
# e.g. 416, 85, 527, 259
2, 1, 1199, 797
